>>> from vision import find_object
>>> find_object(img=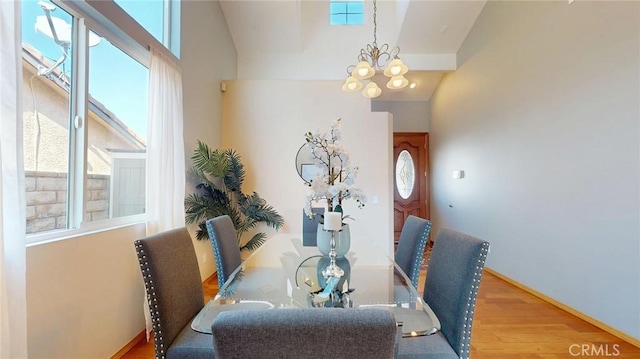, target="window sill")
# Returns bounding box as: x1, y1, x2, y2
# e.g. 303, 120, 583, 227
26, 214, 146, 247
